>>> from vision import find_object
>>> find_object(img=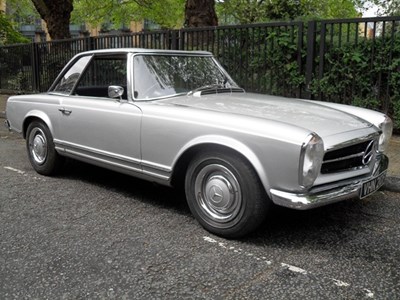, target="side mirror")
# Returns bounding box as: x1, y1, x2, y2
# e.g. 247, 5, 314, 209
108, 85, 124, 101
